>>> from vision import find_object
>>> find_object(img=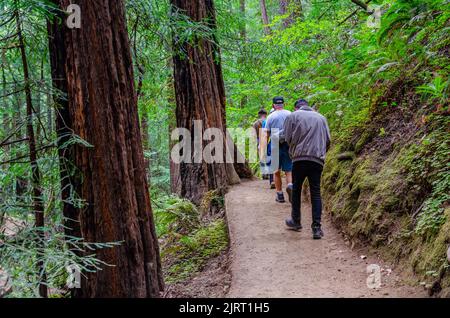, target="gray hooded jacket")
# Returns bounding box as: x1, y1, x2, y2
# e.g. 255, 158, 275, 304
283, 106, 331, 166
